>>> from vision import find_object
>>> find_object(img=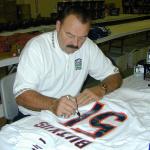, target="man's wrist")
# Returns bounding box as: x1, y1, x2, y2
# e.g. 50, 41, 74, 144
98, 83, 108, 96
48, 99, 58, 113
